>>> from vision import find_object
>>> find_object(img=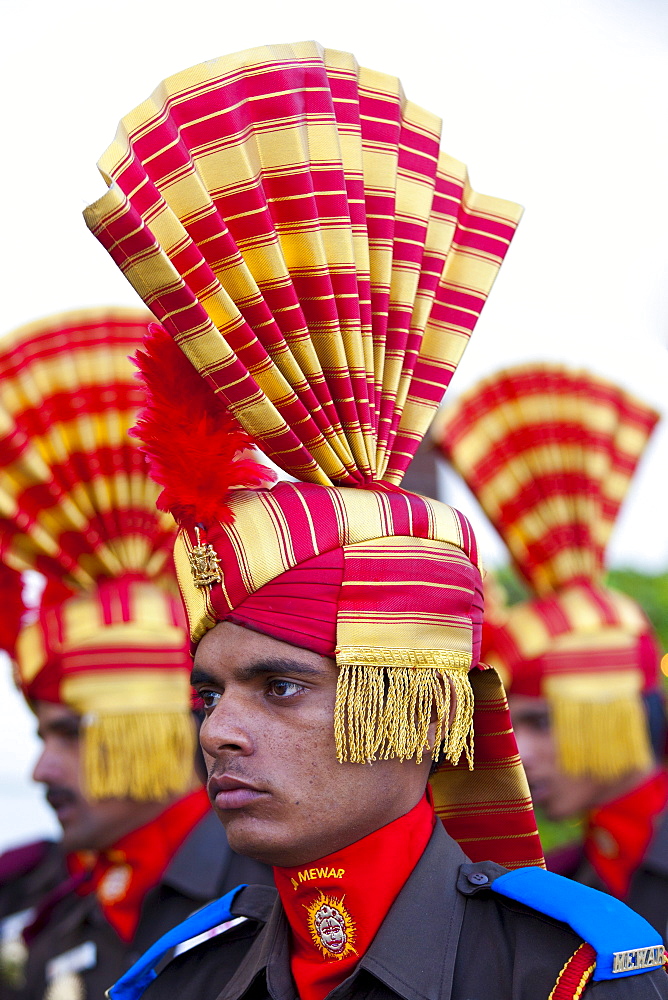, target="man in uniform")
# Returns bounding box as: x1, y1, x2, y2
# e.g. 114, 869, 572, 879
0, 308, 272, 1000
434, 362, 668, 942
83, 43, 668, 999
